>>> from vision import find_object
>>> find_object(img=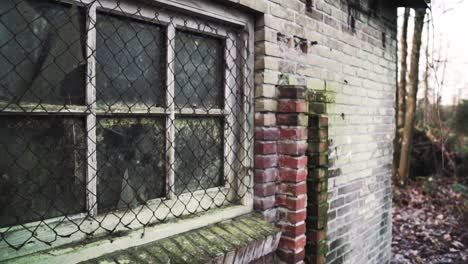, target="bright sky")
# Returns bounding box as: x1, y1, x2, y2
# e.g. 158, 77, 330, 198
399, 0, 468, 105
423, 0, 468, 105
